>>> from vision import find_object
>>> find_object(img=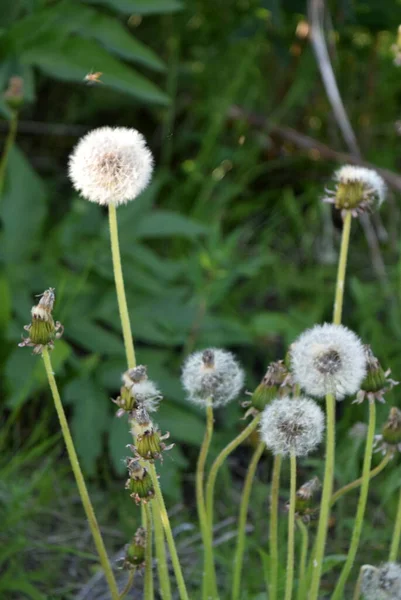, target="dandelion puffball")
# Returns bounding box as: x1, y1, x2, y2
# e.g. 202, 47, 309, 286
290, 323, 366, 400
260, 396, 324, 457
181, 348, 244, 408
361, 563, 401, 600
325, 165, 386, 215
68, 127, 153, 206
